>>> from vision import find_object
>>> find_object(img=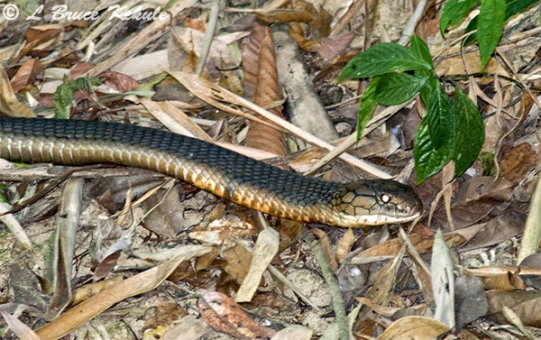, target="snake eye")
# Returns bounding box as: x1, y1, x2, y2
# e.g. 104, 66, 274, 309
380, 193, 391, 204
